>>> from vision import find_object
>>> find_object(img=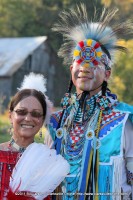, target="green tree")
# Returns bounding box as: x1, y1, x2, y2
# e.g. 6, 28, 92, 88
110, 40, 133, 104
102, 0, 133, 31
0, 0, 104, 49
